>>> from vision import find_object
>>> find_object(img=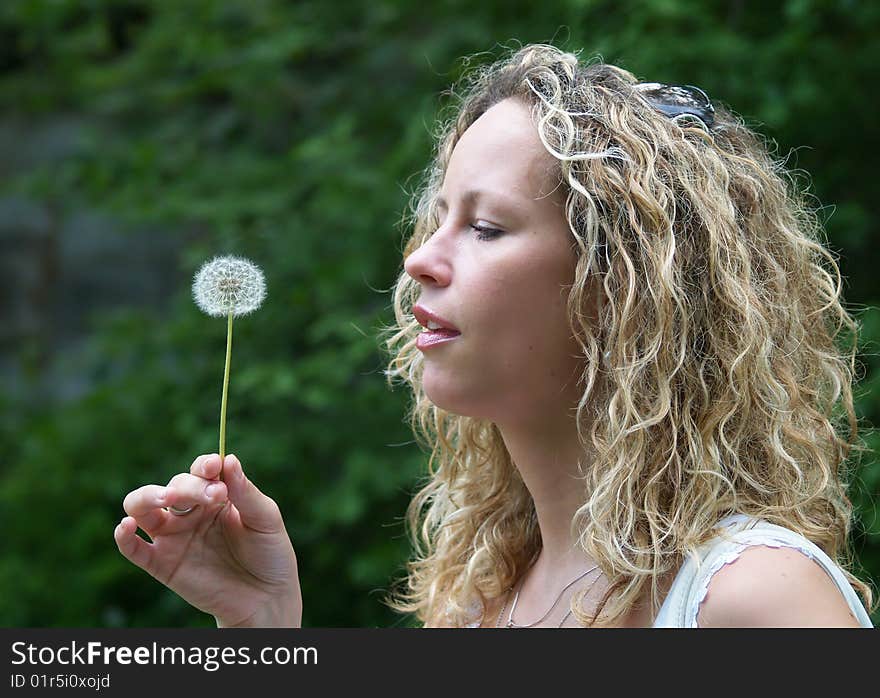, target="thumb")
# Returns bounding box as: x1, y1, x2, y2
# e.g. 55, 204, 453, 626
221, 454, 284, 532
